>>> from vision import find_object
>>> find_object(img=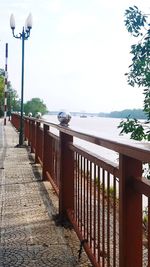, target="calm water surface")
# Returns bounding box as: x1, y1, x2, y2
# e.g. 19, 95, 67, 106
43, 115, 122, 138
43, 115, 128, 163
